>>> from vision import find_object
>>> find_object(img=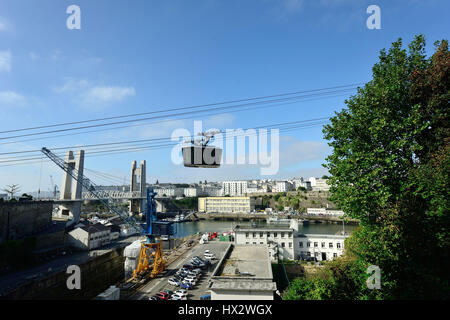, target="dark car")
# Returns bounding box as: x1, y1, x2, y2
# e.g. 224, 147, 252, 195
150, 295, 162, 300
183, 264, 195, 270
